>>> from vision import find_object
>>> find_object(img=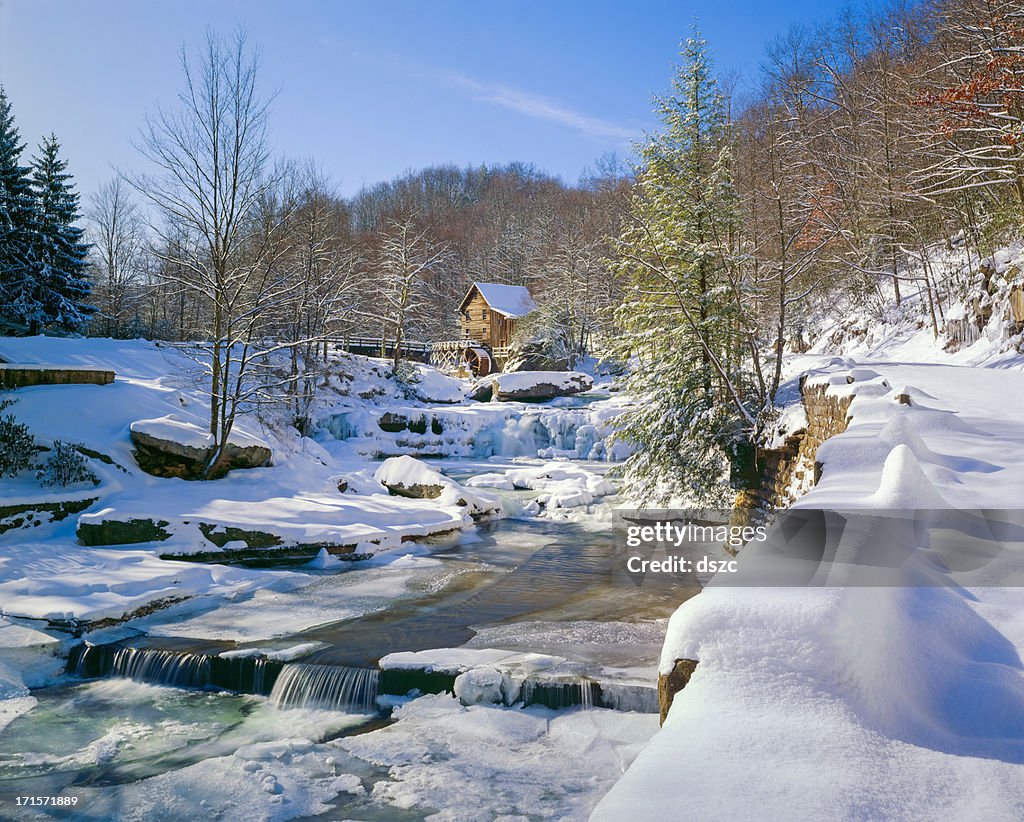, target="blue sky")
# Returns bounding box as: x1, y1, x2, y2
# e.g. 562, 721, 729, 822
1, 0, 851, 201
